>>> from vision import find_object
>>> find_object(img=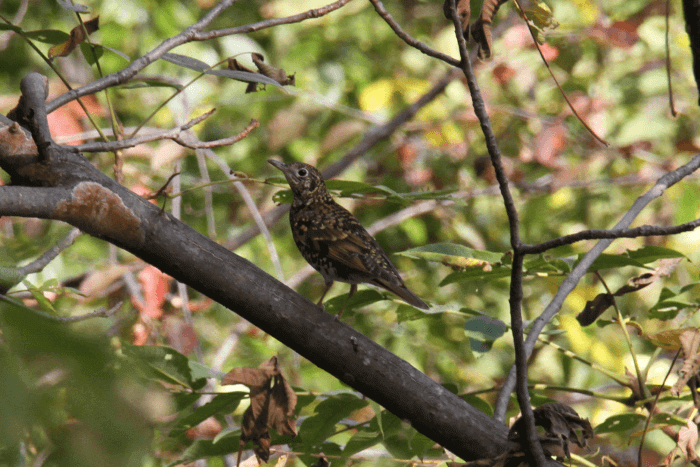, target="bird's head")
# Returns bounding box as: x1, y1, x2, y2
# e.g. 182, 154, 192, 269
268, 159, 330, 201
